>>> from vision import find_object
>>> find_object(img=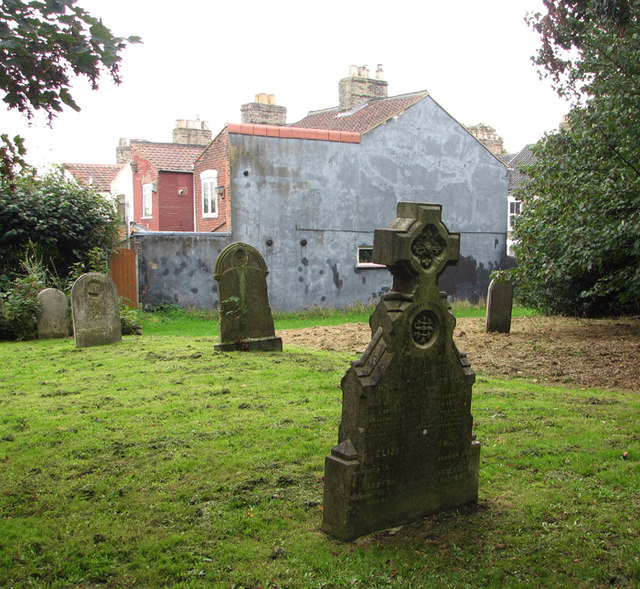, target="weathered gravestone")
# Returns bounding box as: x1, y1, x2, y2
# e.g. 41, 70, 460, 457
322, 202, 481, 541
213, 242, 282, 352
486, 278, 513, 333
36, 288, 69, 339
71, 273, 121, 348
